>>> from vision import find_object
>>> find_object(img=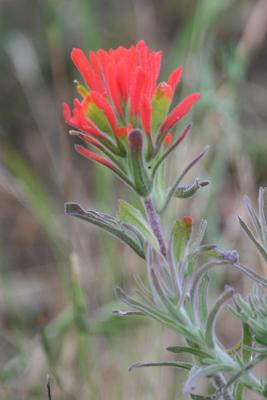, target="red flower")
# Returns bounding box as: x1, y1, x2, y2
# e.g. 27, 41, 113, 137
64, 41, 200, 194
64, 41, 200, 149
